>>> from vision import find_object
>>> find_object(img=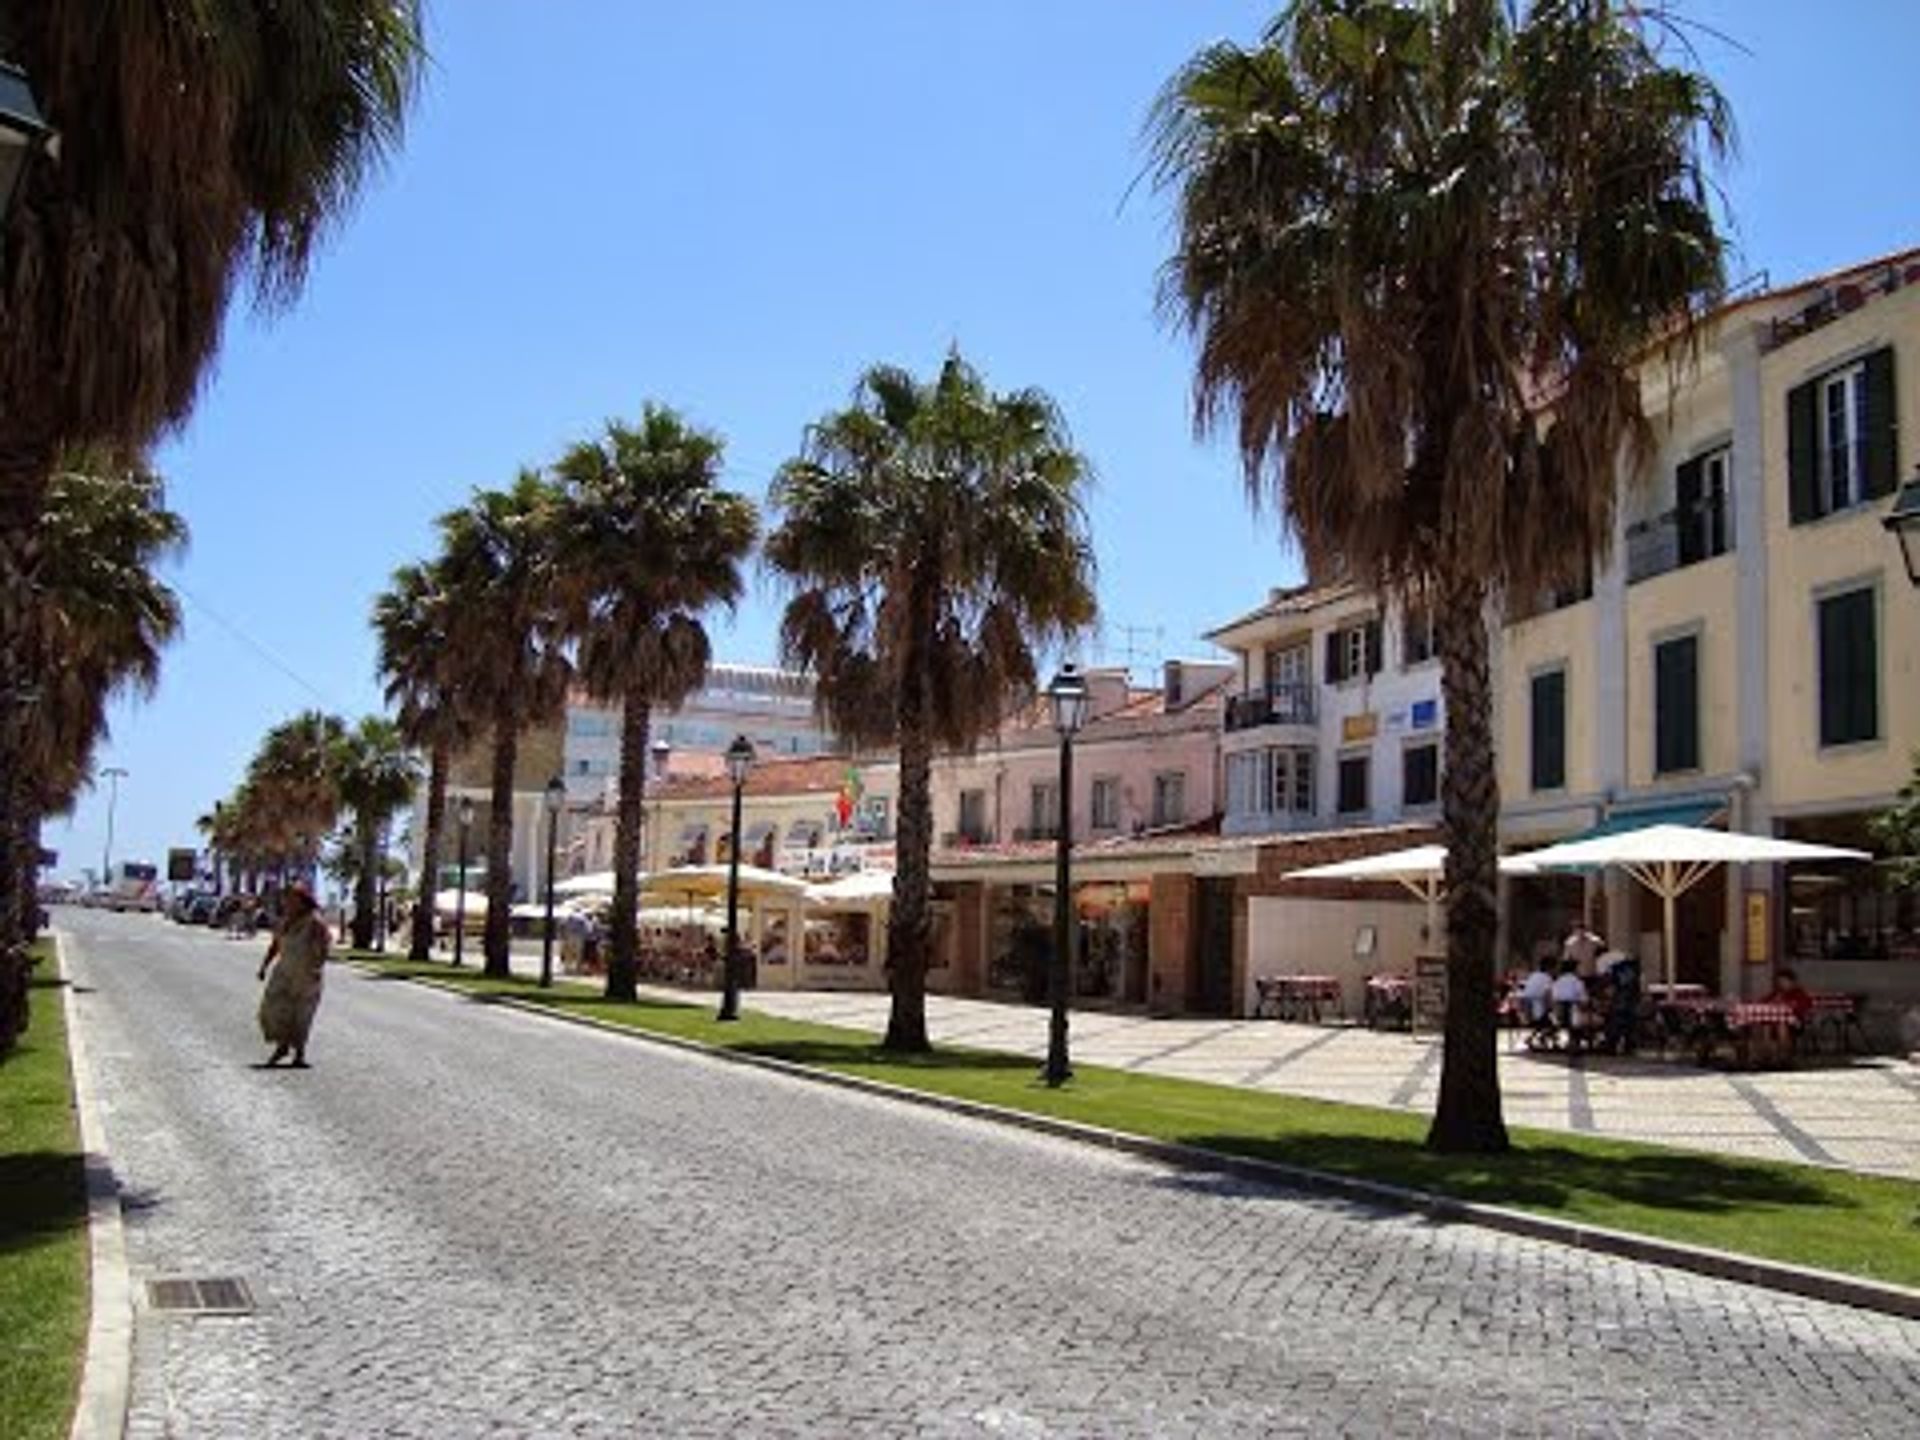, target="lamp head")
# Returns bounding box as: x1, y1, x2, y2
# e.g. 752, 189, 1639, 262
458, 796, 475, 829
545, 775, 567, 806
724, 734, 755, 787
1883, 472, 1920, 587
1048, 663, 1090, 737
